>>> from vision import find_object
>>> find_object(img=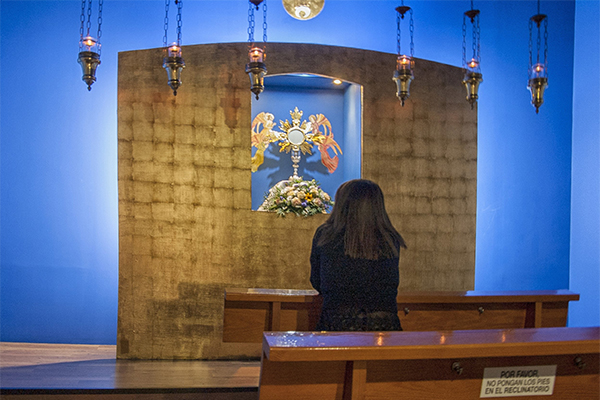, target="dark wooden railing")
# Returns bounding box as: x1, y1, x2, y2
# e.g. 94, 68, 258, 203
223, 288, 579, 343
